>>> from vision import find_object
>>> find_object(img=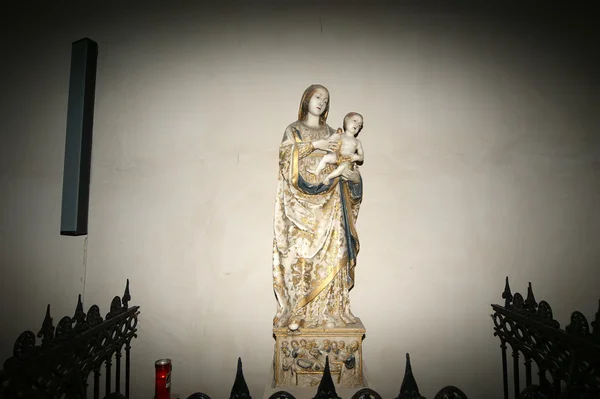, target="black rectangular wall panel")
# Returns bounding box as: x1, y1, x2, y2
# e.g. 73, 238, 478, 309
60, 38, 98, 236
